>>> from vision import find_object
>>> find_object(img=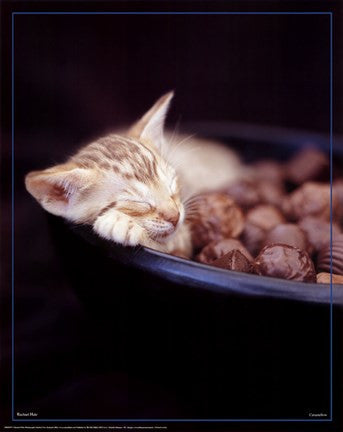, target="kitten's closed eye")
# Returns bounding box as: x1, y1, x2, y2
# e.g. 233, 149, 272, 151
25, 91, 194, 257
118, 200, 153, 216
